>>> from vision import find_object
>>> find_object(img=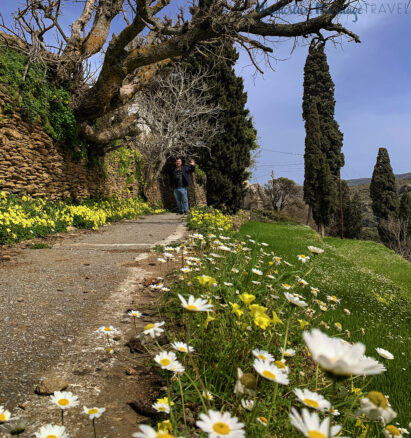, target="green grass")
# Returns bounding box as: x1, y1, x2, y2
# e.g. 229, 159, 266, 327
239, 221, 411, 424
